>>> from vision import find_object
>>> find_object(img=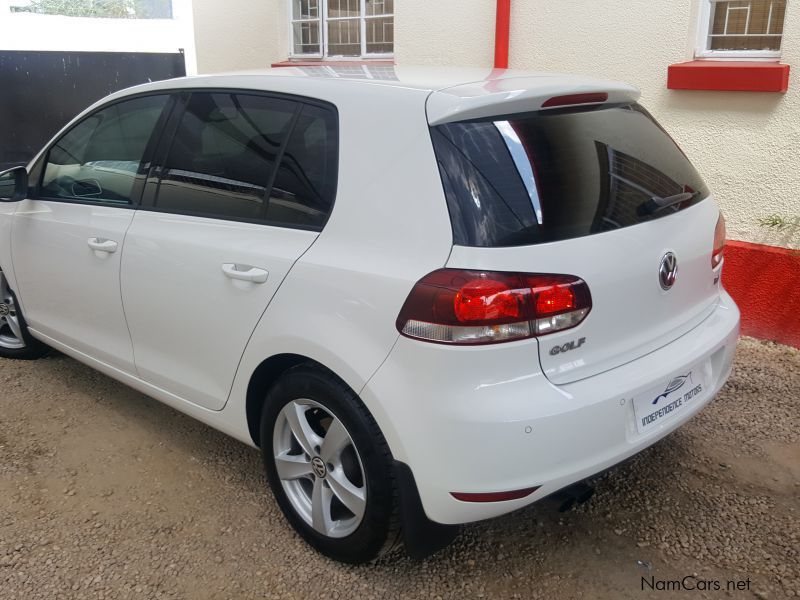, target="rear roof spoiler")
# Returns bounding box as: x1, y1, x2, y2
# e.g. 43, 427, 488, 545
427, 76, 641, 125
